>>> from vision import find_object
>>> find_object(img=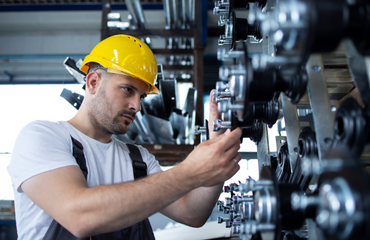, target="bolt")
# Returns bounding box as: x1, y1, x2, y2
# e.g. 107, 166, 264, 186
217, 48, 244, 61
218, 35, 232, 45
194, 125, 206, 135
213, 119, 231, 131
217, 217, 232, 228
